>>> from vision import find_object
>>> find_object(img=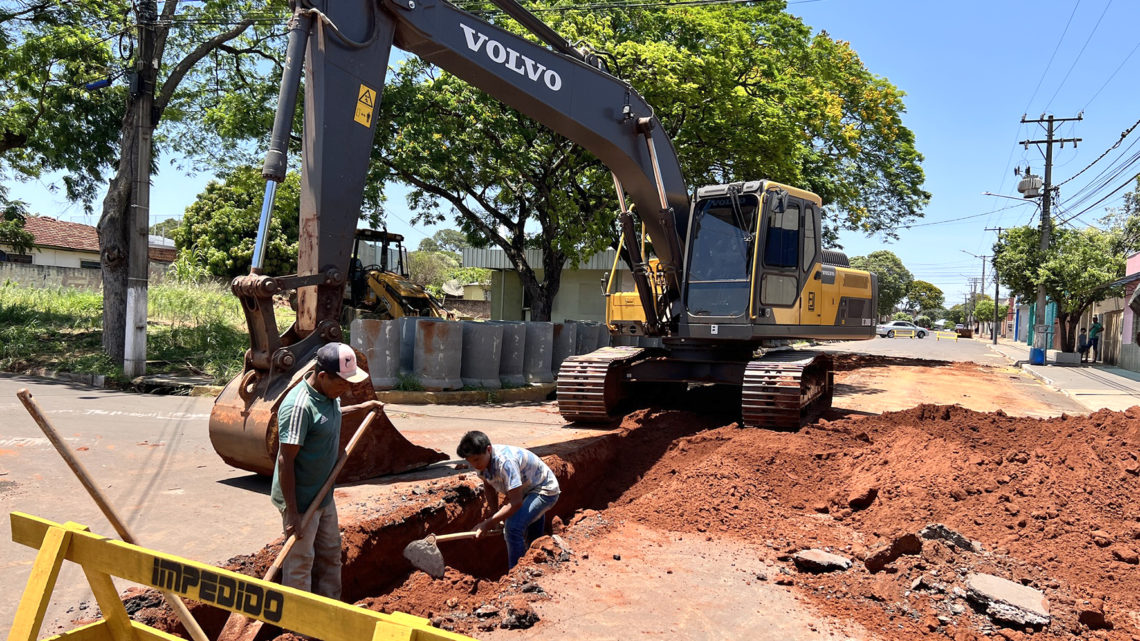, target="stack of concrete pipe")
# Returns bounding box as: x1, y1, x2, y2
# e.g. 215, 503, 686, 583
351, 318, 599, 390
